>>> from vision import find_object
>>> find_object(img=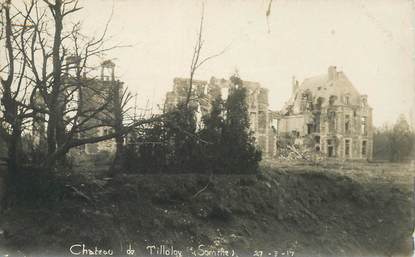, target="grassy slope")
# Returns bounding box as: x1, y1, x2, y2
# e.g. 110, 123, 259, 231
0, 161, 413, 257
